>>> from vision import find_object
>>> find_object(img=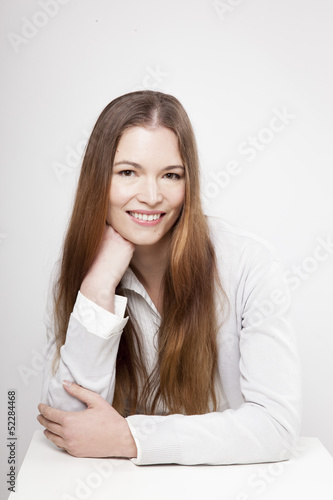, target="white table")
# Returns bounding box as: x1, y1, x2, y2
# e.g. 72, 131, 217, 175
8, 431, 333, 499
